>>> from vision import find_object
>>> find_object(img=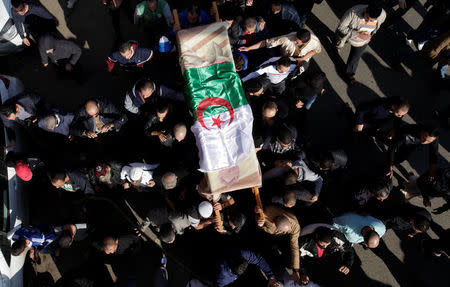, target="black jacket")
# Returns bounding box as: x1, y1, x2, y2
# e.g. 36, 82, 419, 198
70, 98, 128, 137
66, 169, 94, 194
298, 229, 354, 275
0, 92, 46, 140
11, 2, 56, 39
388, 125, 439, 166
39, 35, 82, 66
